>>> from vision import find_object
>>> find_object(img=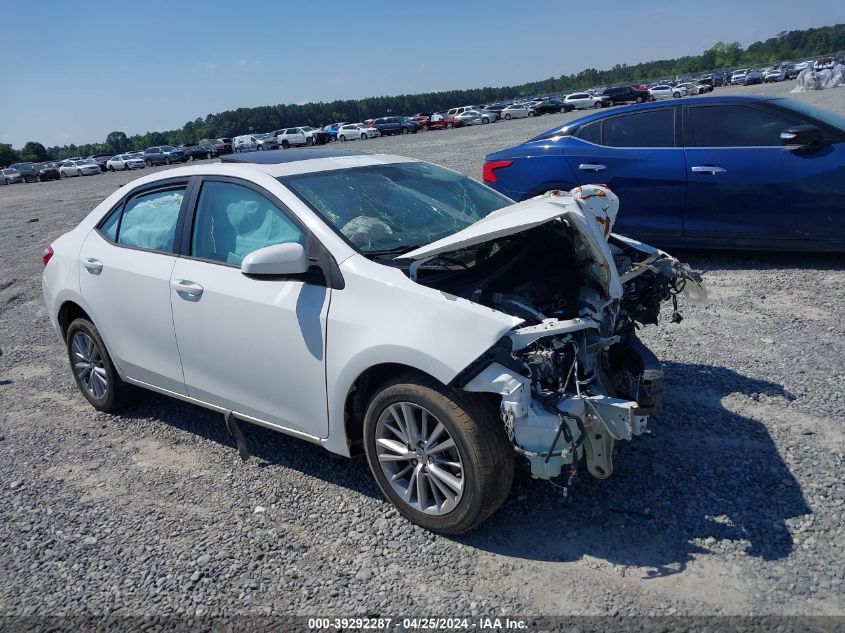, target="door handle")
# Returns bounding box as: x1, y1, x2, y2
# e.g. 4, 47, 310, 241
82, 258, 103, 274
579, 163, 606, 172
691, 165, 726, 175
170, 279, 204, 297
